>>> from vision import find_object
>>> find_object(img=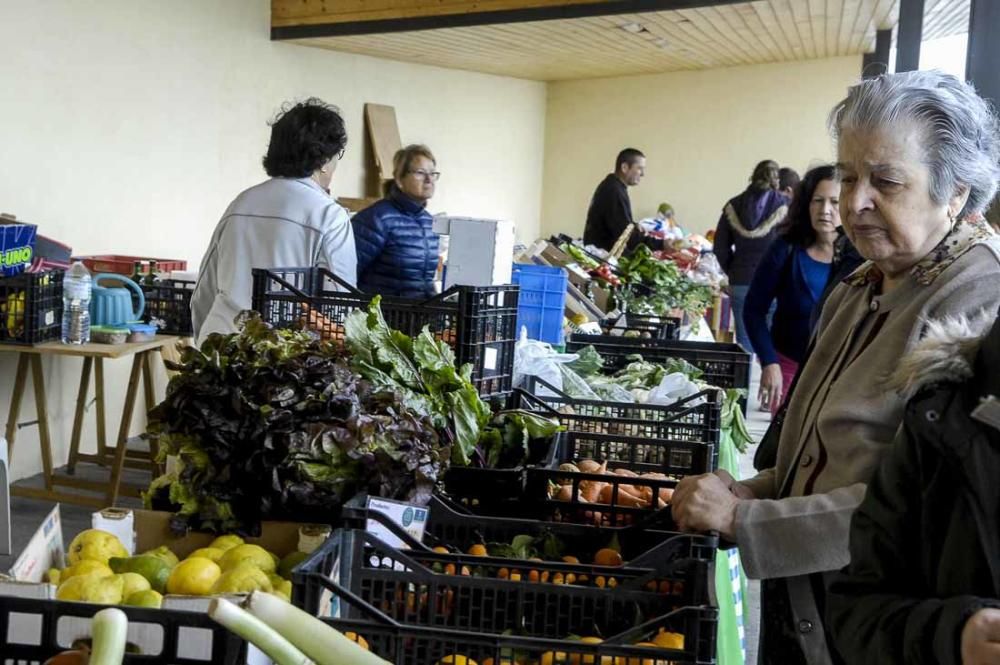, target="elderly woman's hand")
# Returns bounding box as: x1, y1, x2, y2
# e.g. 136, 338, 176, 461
671, 472, 744, 539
